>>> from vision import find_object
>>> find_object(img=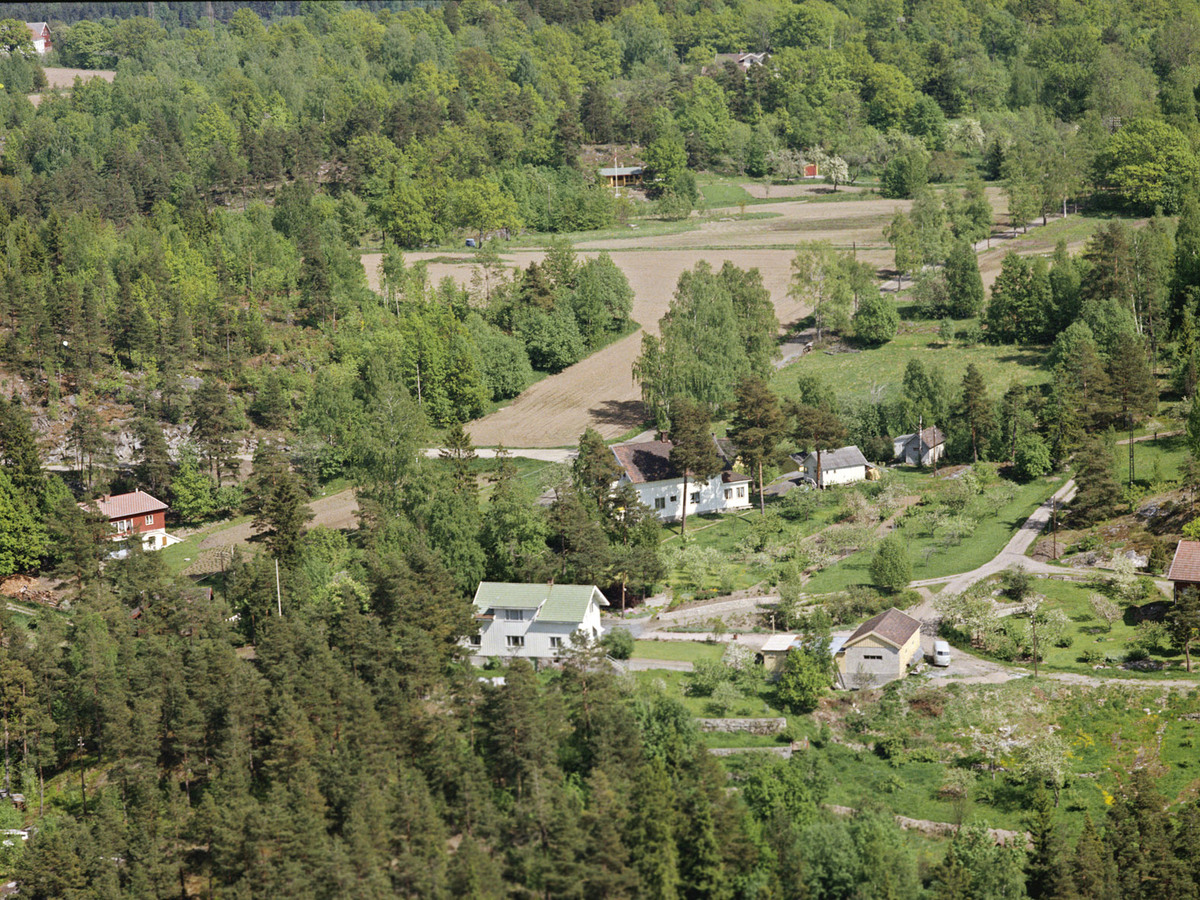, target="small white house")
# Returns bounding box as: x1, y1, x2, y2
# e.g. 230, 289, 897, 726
892, 427, 945, 467
611, 438, 752, 522
467, 582, 608, 661
792, 445, 873, 488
